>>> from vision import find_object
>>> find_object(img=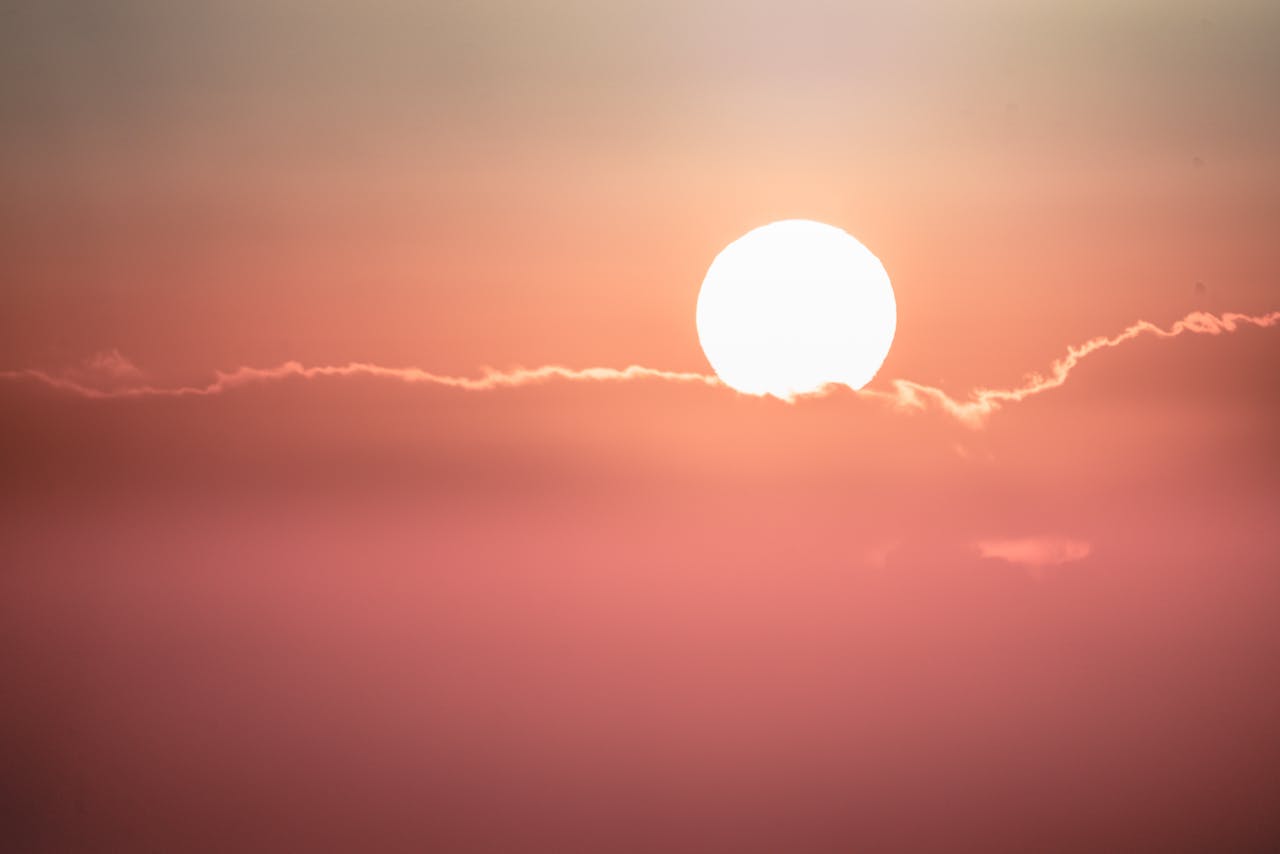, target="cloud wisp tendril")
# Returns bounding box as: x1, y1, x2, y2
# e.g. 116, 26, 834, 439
857, 310, 1280, 426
